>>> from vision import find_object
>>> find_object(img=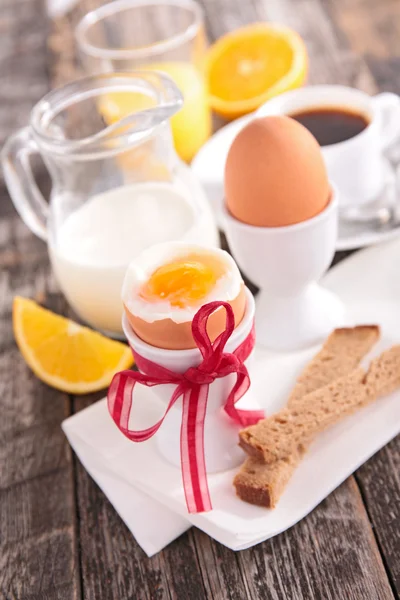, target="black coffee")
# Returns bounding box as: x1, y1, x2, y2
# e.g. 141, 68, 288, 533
289, 107, 370, 146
